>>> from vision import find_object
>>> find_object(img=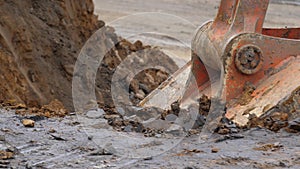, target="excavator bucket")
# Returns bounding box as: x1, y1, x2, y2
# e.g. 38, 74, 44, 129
139, 0, 300, 133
